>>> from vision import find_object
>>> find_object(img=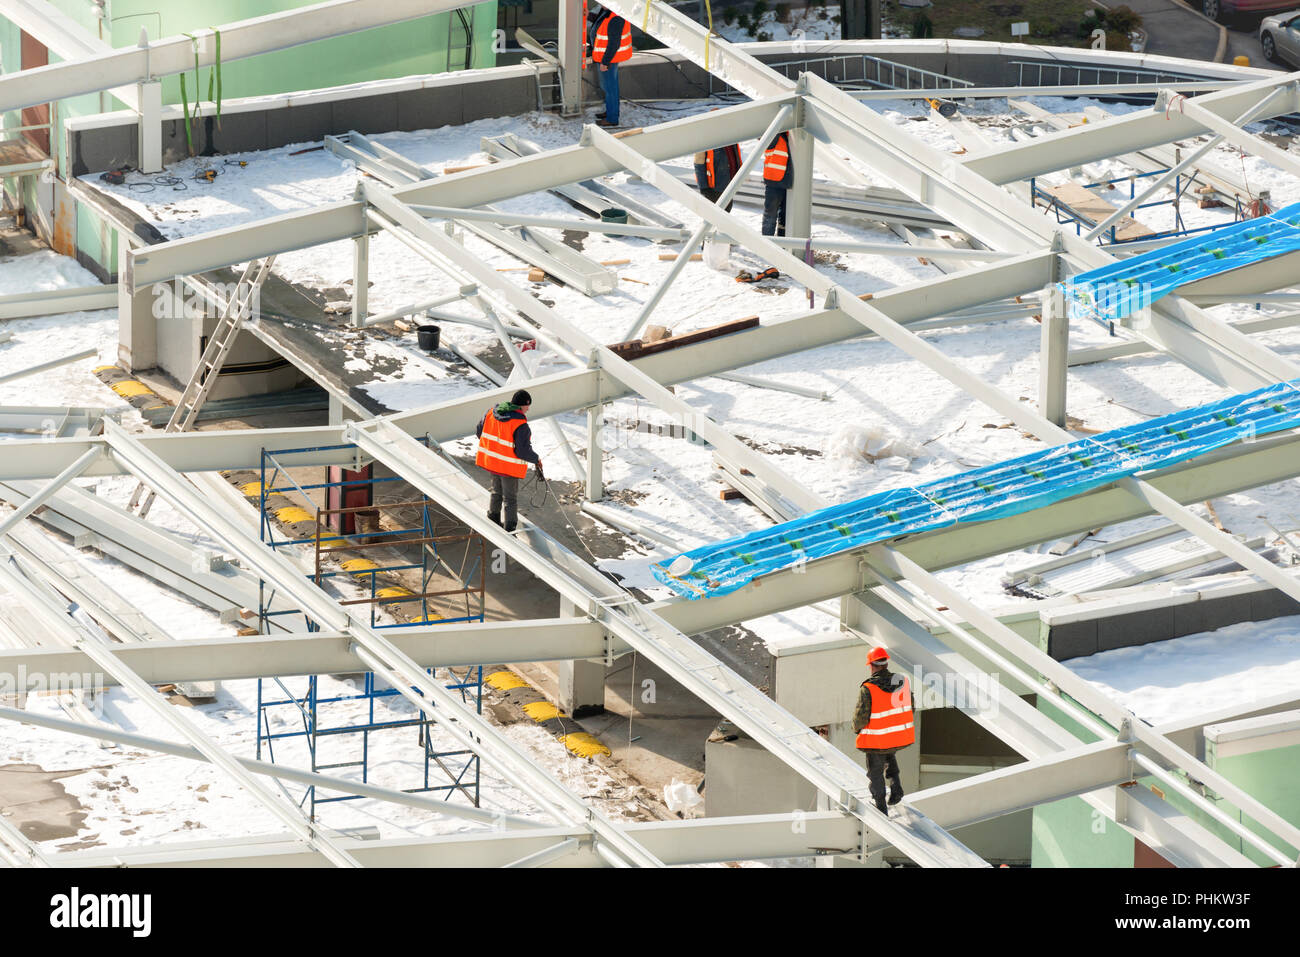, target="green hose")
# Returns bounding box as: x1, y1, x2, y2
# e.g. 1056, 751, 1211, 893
180, 70, 193, 156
